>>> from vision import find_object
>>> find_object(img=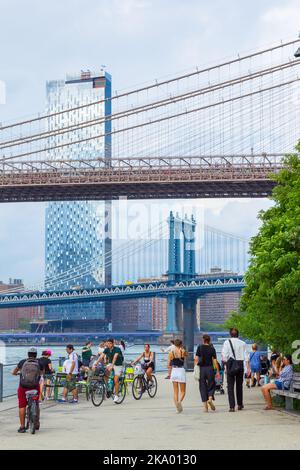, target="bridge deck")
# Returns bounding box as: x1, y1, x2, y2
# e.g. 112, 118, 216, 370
1, 373, 299, 450
0, 155, 282, 202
